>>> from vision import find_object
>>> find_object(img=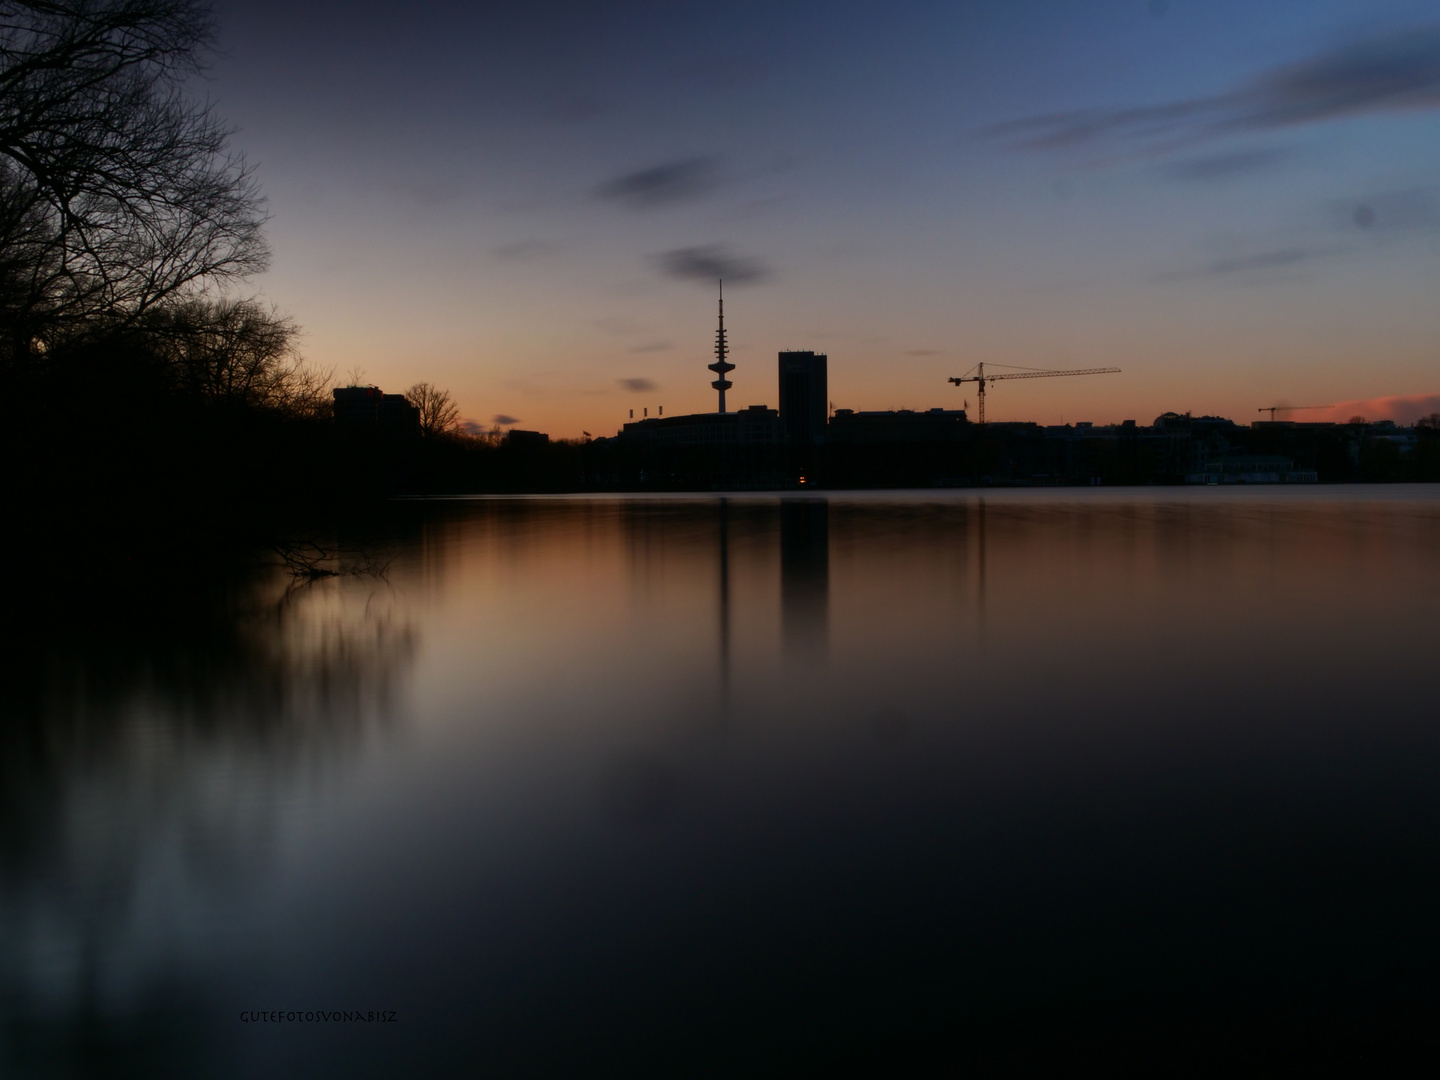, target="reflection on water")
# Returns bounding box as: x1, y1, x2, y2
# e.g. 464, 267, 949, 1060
780, 499, 830, 664
5, 489, 1440, 1075
717, 498, 731, 703
1, 557, 415, 1077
